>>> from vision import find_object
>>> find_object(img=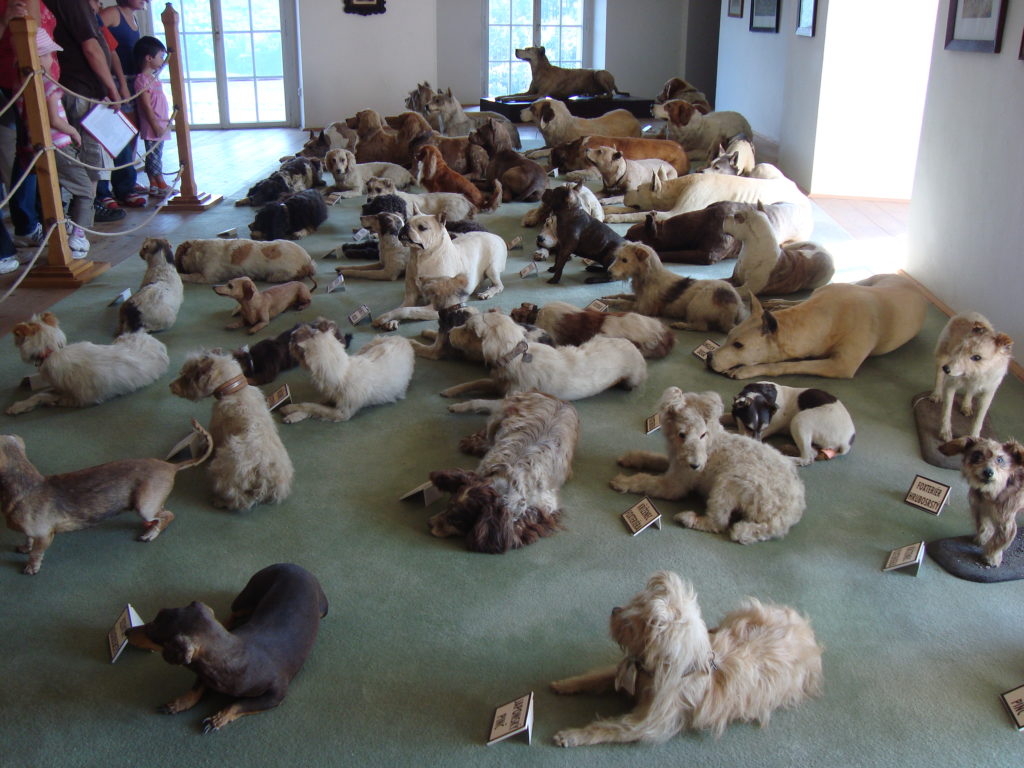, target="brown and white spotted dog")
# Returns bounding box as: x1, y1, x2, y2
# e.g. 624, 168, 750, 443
174, 239, 317, 284
510, 300, 675, 359
940, 437, 1024, 568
